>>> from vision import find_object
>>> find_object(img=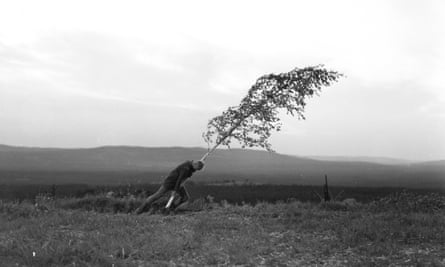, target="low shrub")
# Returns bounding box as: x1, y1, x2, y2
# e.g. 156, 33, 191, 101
368, 191, 445, 213
0, 200, 41, 220
58, 196, 142, 213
